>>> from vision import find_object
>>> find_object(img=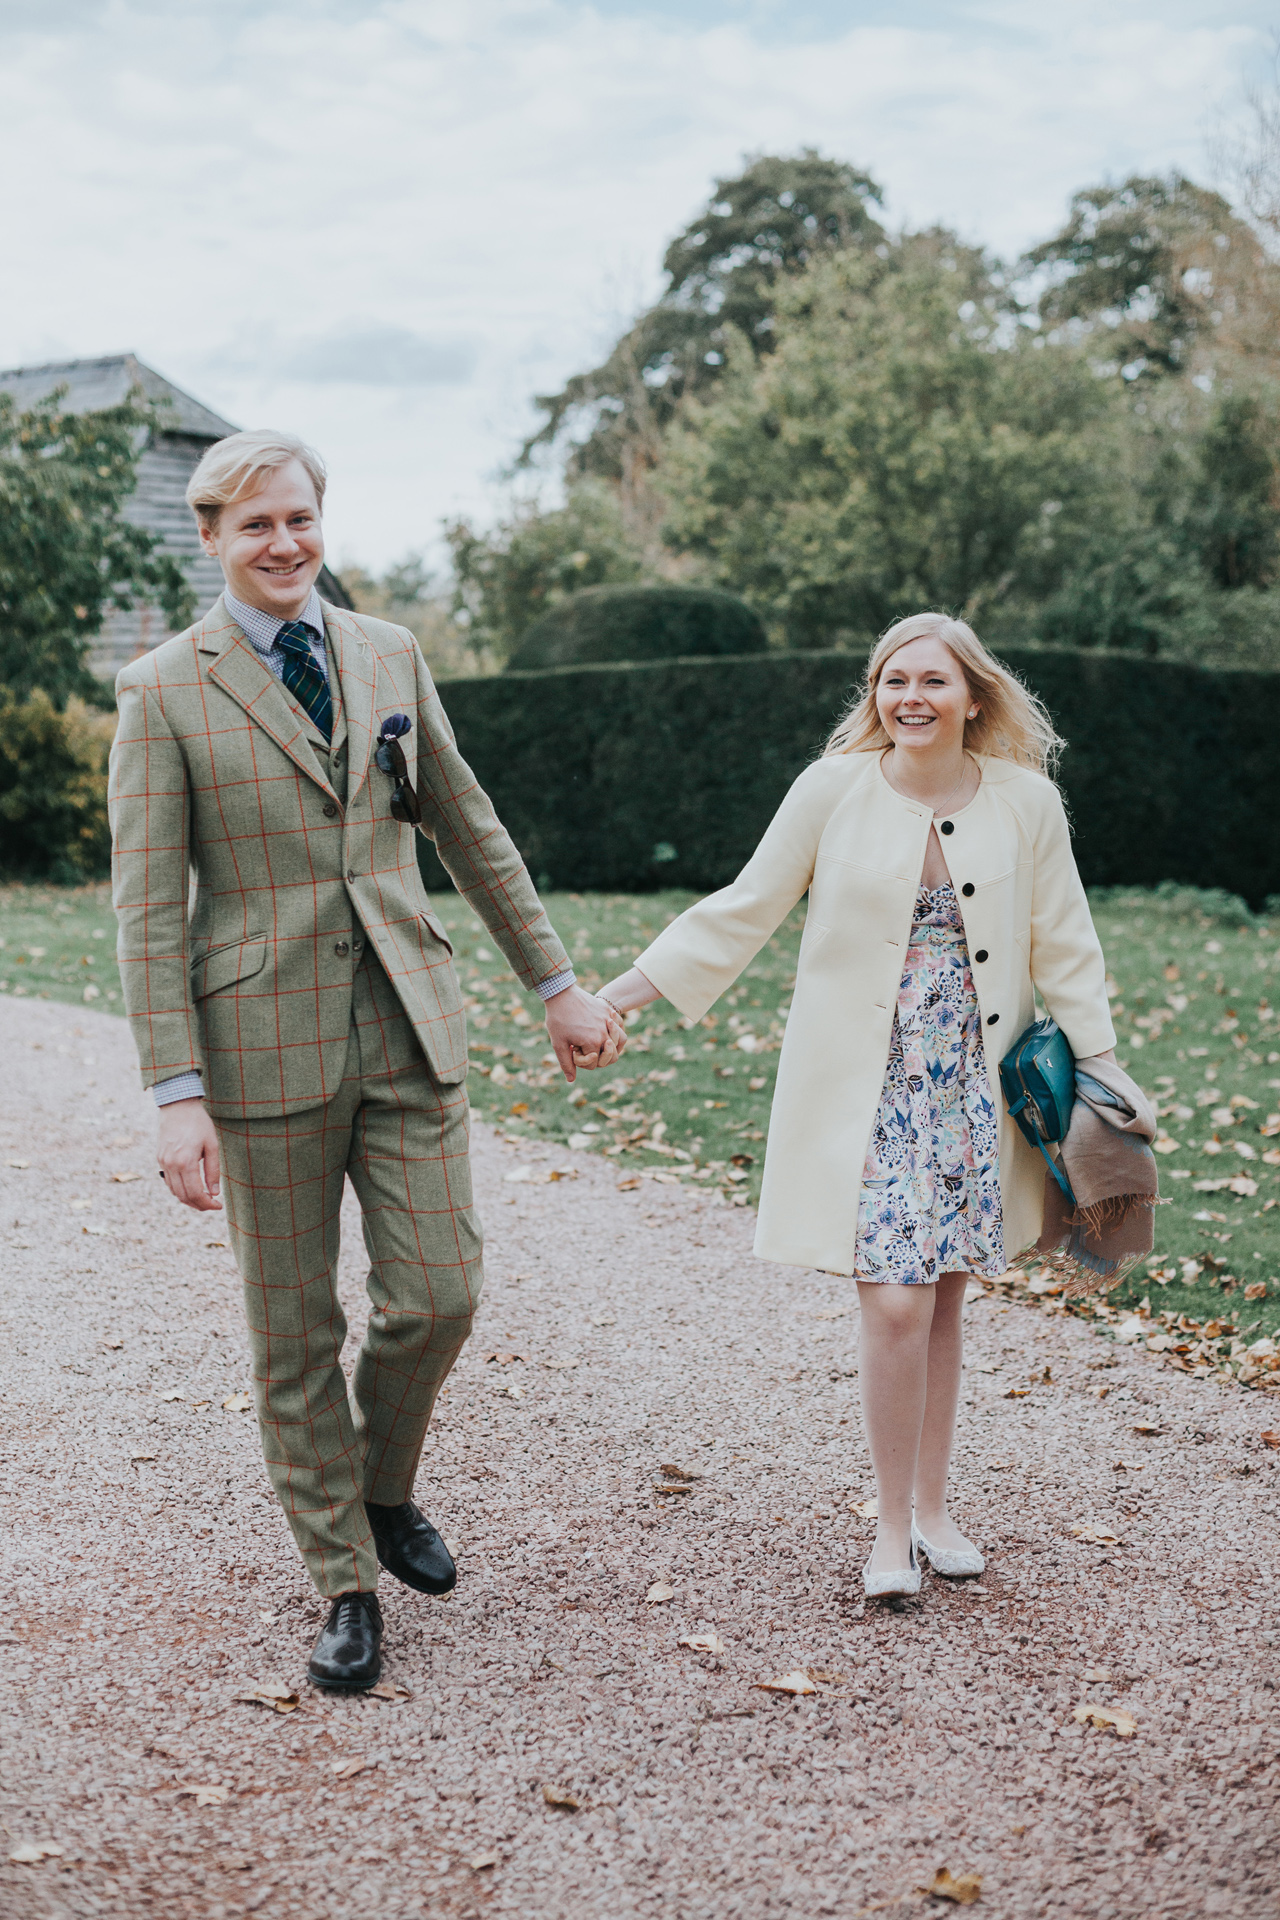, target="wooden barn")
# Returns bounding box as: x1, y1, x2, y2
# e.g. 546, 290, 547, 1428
0, 353, 351, 680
